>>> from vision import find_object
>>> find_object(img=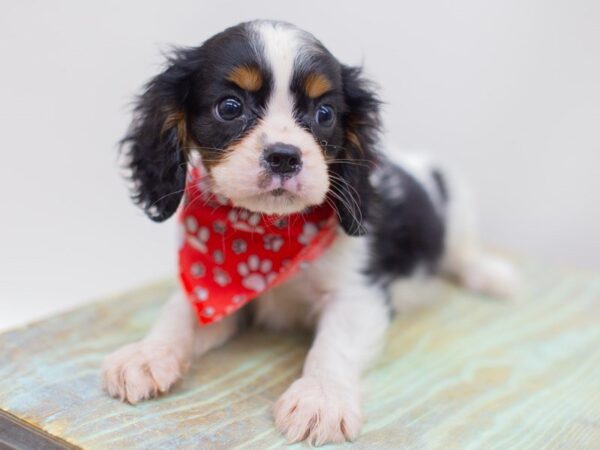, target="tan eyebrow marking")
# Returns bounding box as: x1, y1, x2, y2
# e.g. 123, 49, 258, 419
346, 130, 362, 150
161, 109, 188, 147
226, 65, 263, 92
304, 73, 332, 98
